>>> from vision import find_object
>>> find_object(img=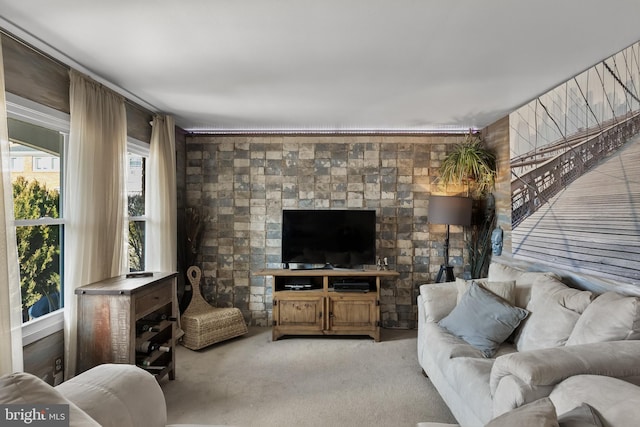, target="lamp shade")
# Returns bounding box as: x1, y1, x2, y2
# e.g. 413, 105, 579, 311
428, 195, 472, 226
